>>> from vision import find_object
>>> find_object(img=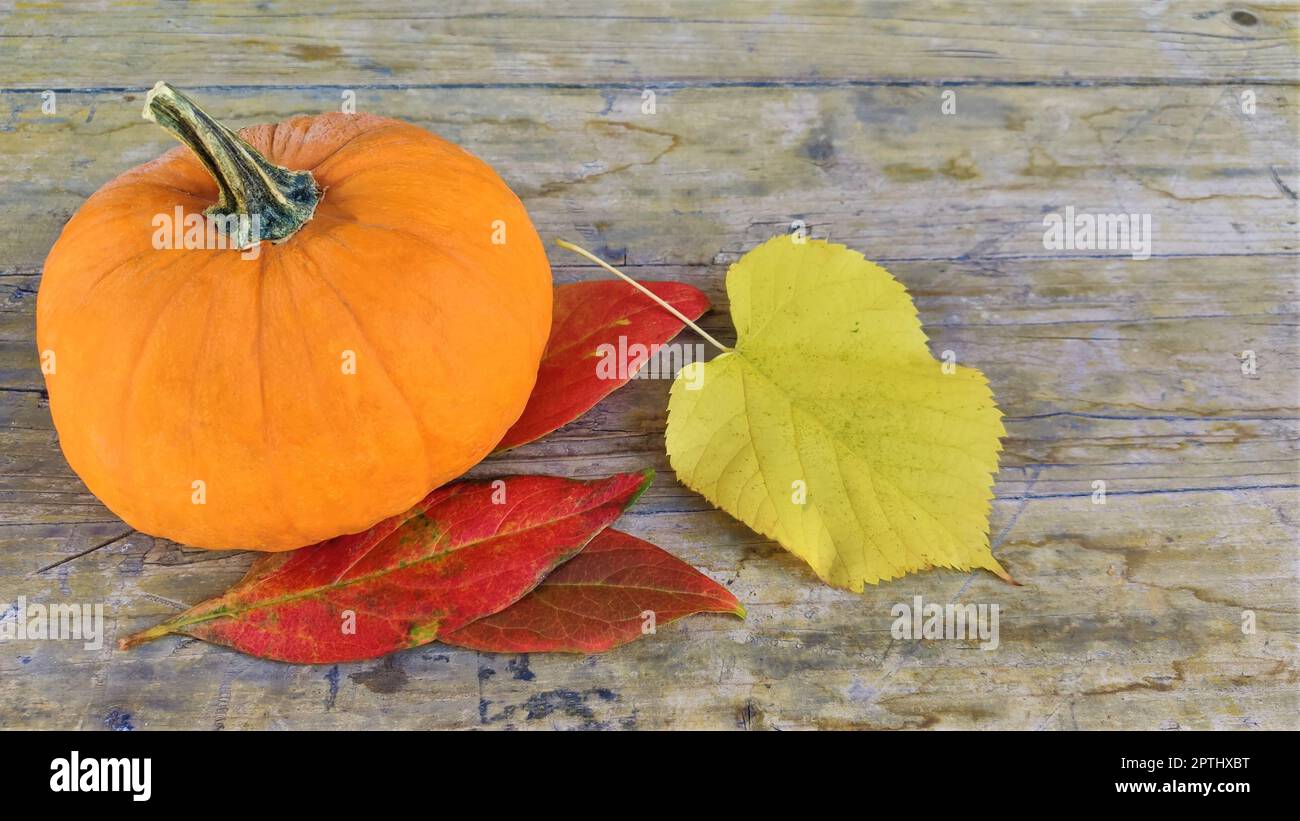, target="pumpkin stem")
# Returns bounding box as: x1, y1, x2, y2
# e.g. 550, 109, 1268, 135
554, 239, 733, 353
143, 81, 319, 248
